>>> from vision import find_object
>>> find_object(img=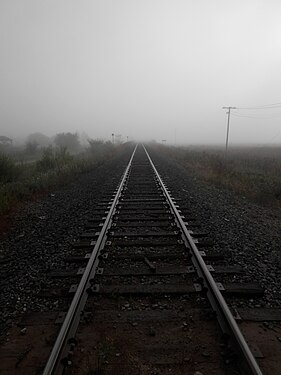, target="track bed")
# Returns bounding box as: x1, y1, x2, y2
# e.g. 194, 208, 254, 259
2, 145, 281, 374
